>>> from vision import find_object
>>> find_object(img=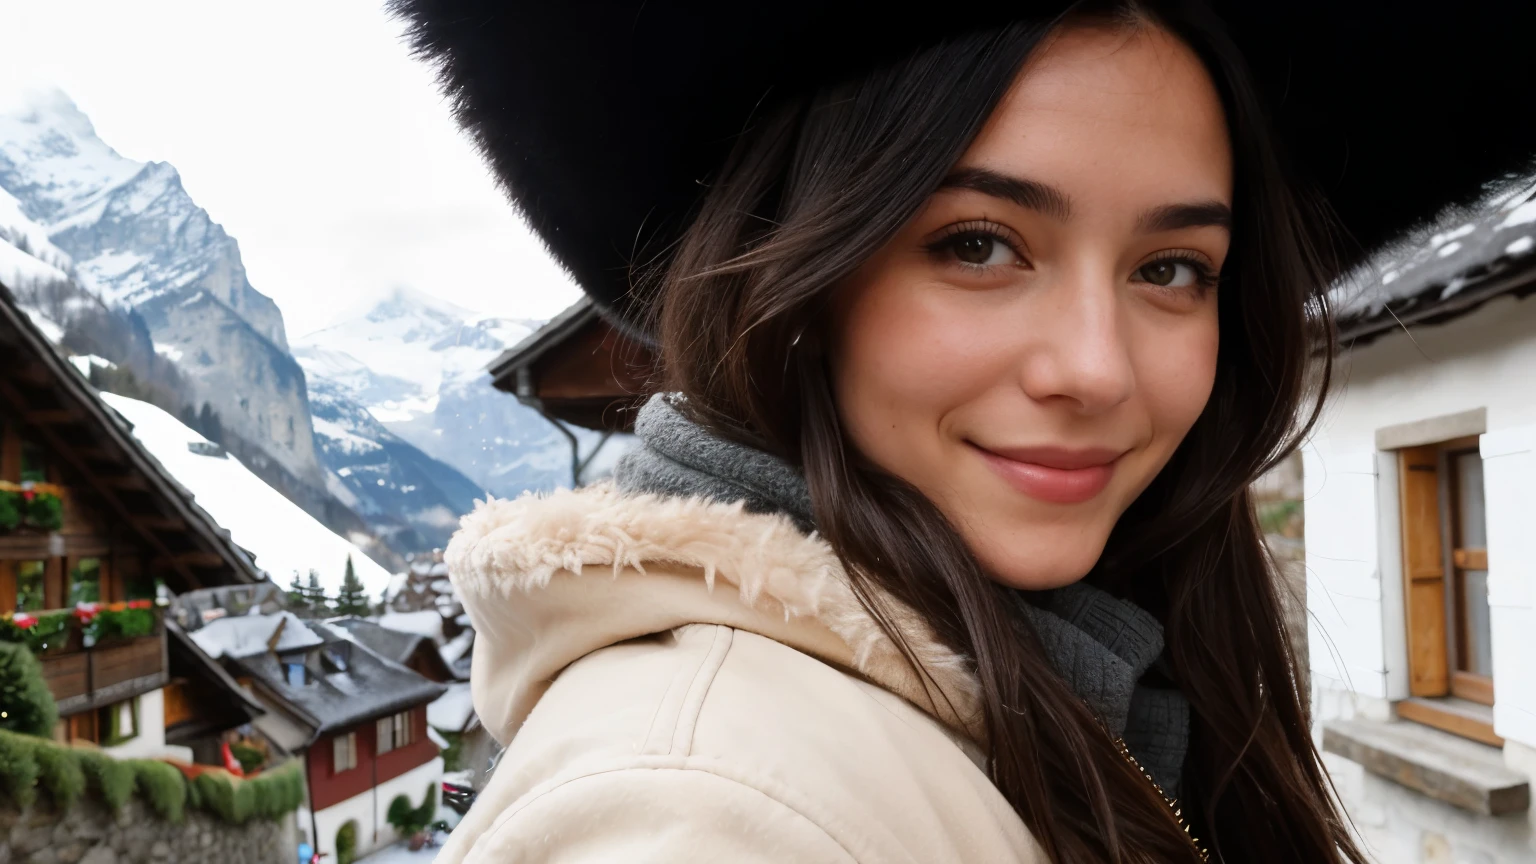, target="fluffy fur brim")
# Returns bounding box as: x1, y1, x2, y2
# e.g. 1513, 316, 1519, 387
447, 483, 983, 737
